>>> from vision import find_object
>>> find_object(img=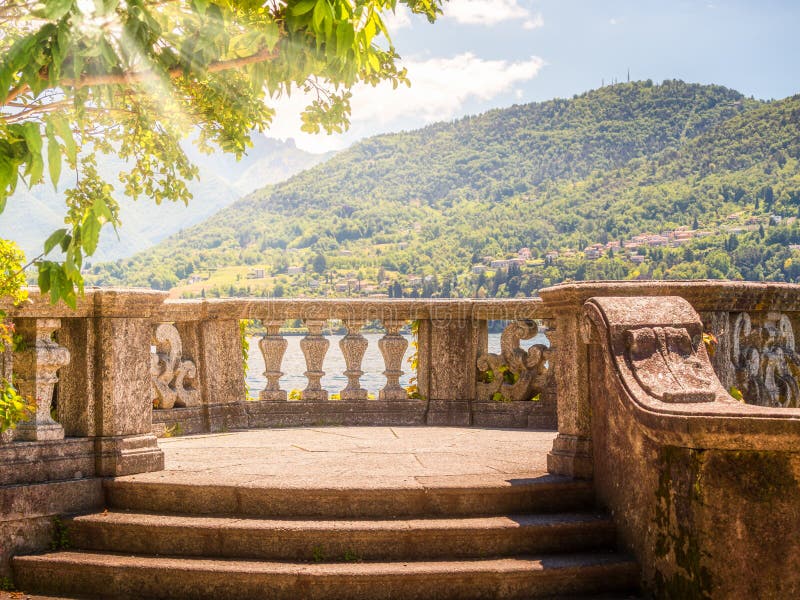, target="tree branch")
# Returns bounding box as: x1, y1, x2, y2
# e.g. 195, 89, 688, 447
4, 46, 279, 108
